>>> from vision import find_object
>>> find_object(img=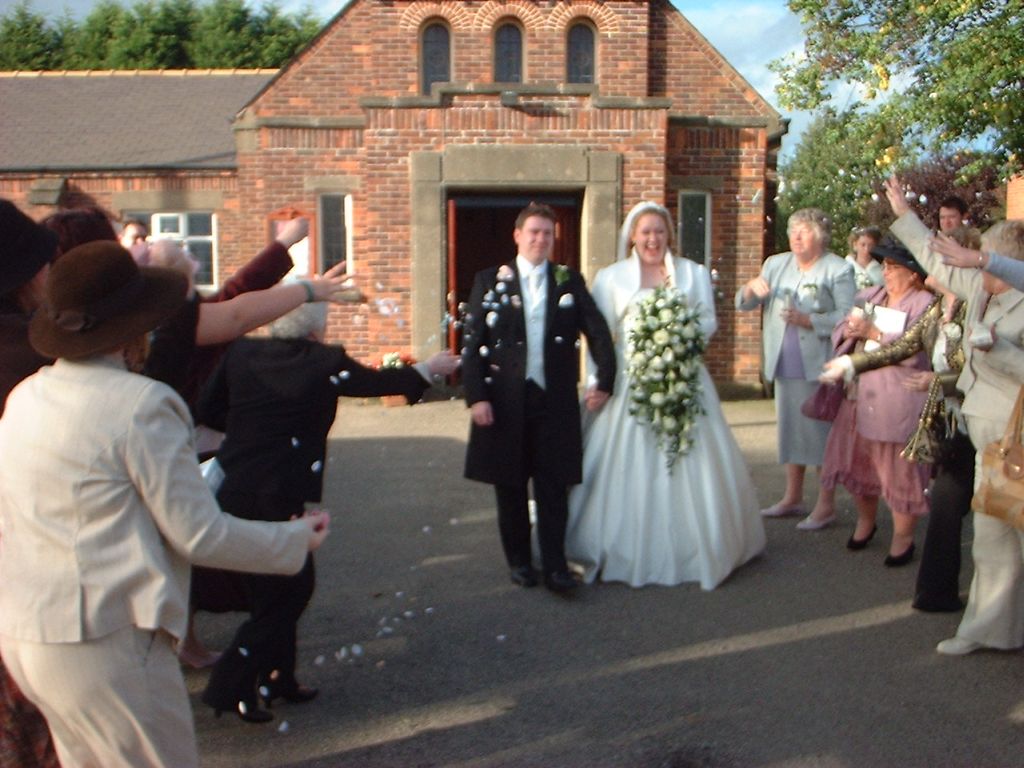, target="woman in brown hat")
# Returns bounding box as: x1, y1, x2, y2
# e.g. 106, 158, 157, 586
0, 240, 330, 767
